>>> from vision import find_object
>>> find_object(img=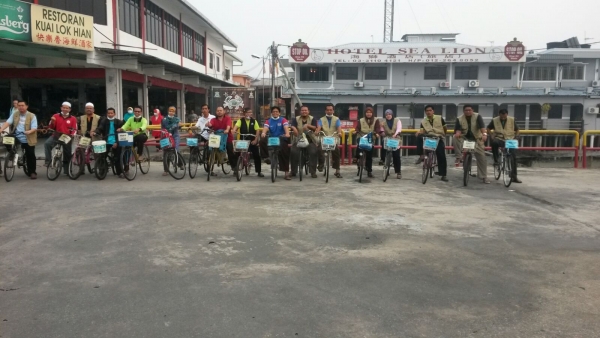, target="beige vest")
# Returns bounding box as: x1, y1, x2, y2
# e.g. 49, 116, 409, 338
11, 111, 37, 145
492, 116, 515, 140
421, 115, 445, 137
80, 114, 100, 140
295, 115, 317, 143
458, 113, 482, 140
358, 117, 376, 137
381, 118, 399, 137
319, 115, 339, 136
